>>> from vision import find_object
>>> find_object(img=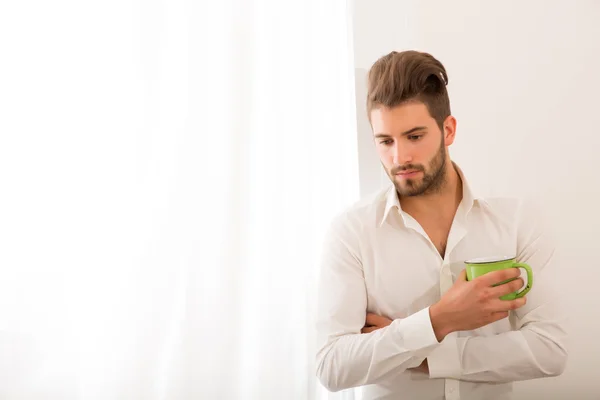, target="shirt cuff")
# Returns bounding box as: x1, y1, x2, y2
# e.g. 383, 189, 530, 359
392, 306, 440, 351
427, 334, 462, 379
